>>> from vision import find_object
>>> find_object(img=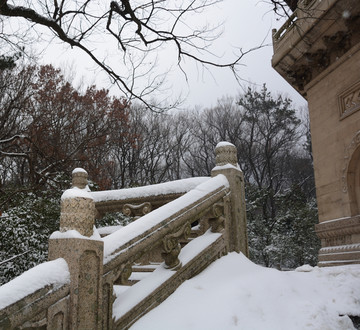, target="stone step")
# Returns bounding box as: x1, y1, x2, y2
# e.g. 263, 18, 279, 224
125, 263, 161, 285
113, 284, 131, 296
132, 263, 160, 272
